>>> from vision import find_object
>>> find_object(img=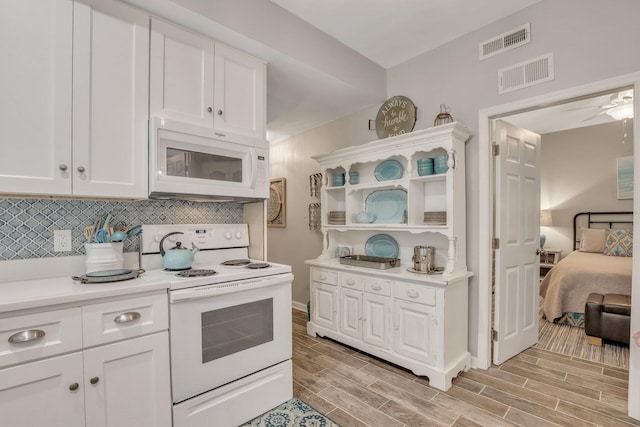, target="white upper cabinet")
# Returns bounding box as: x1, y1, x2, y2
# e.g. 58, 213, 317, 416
72, 0, 149, 198
214, 43, 266, 139
0, 0, 73, 195
150, 17, 214, 129
0, 0, 149, 198
150, 18, 266, 139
